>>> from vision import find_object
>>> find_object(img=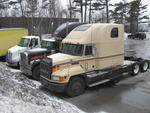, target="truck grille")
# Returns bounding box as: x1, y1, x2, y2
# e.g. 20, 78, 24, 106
40, 57, 52, 79
20, 53, 28, 66
6, 51, 12, 62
